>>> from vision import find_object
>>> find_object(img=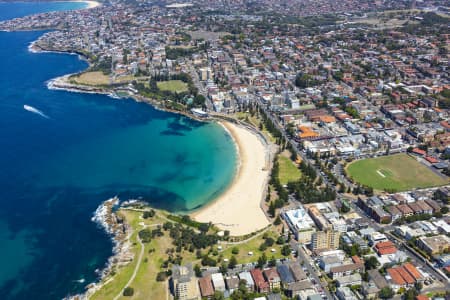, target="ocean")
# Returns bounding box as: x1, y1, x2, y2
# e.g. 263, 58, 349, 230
0, 2, 237, 299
